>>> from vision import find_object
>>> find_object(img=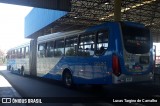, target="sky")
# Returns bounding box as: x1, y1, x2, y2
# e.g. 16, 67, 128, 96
0, 3, 33, 52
